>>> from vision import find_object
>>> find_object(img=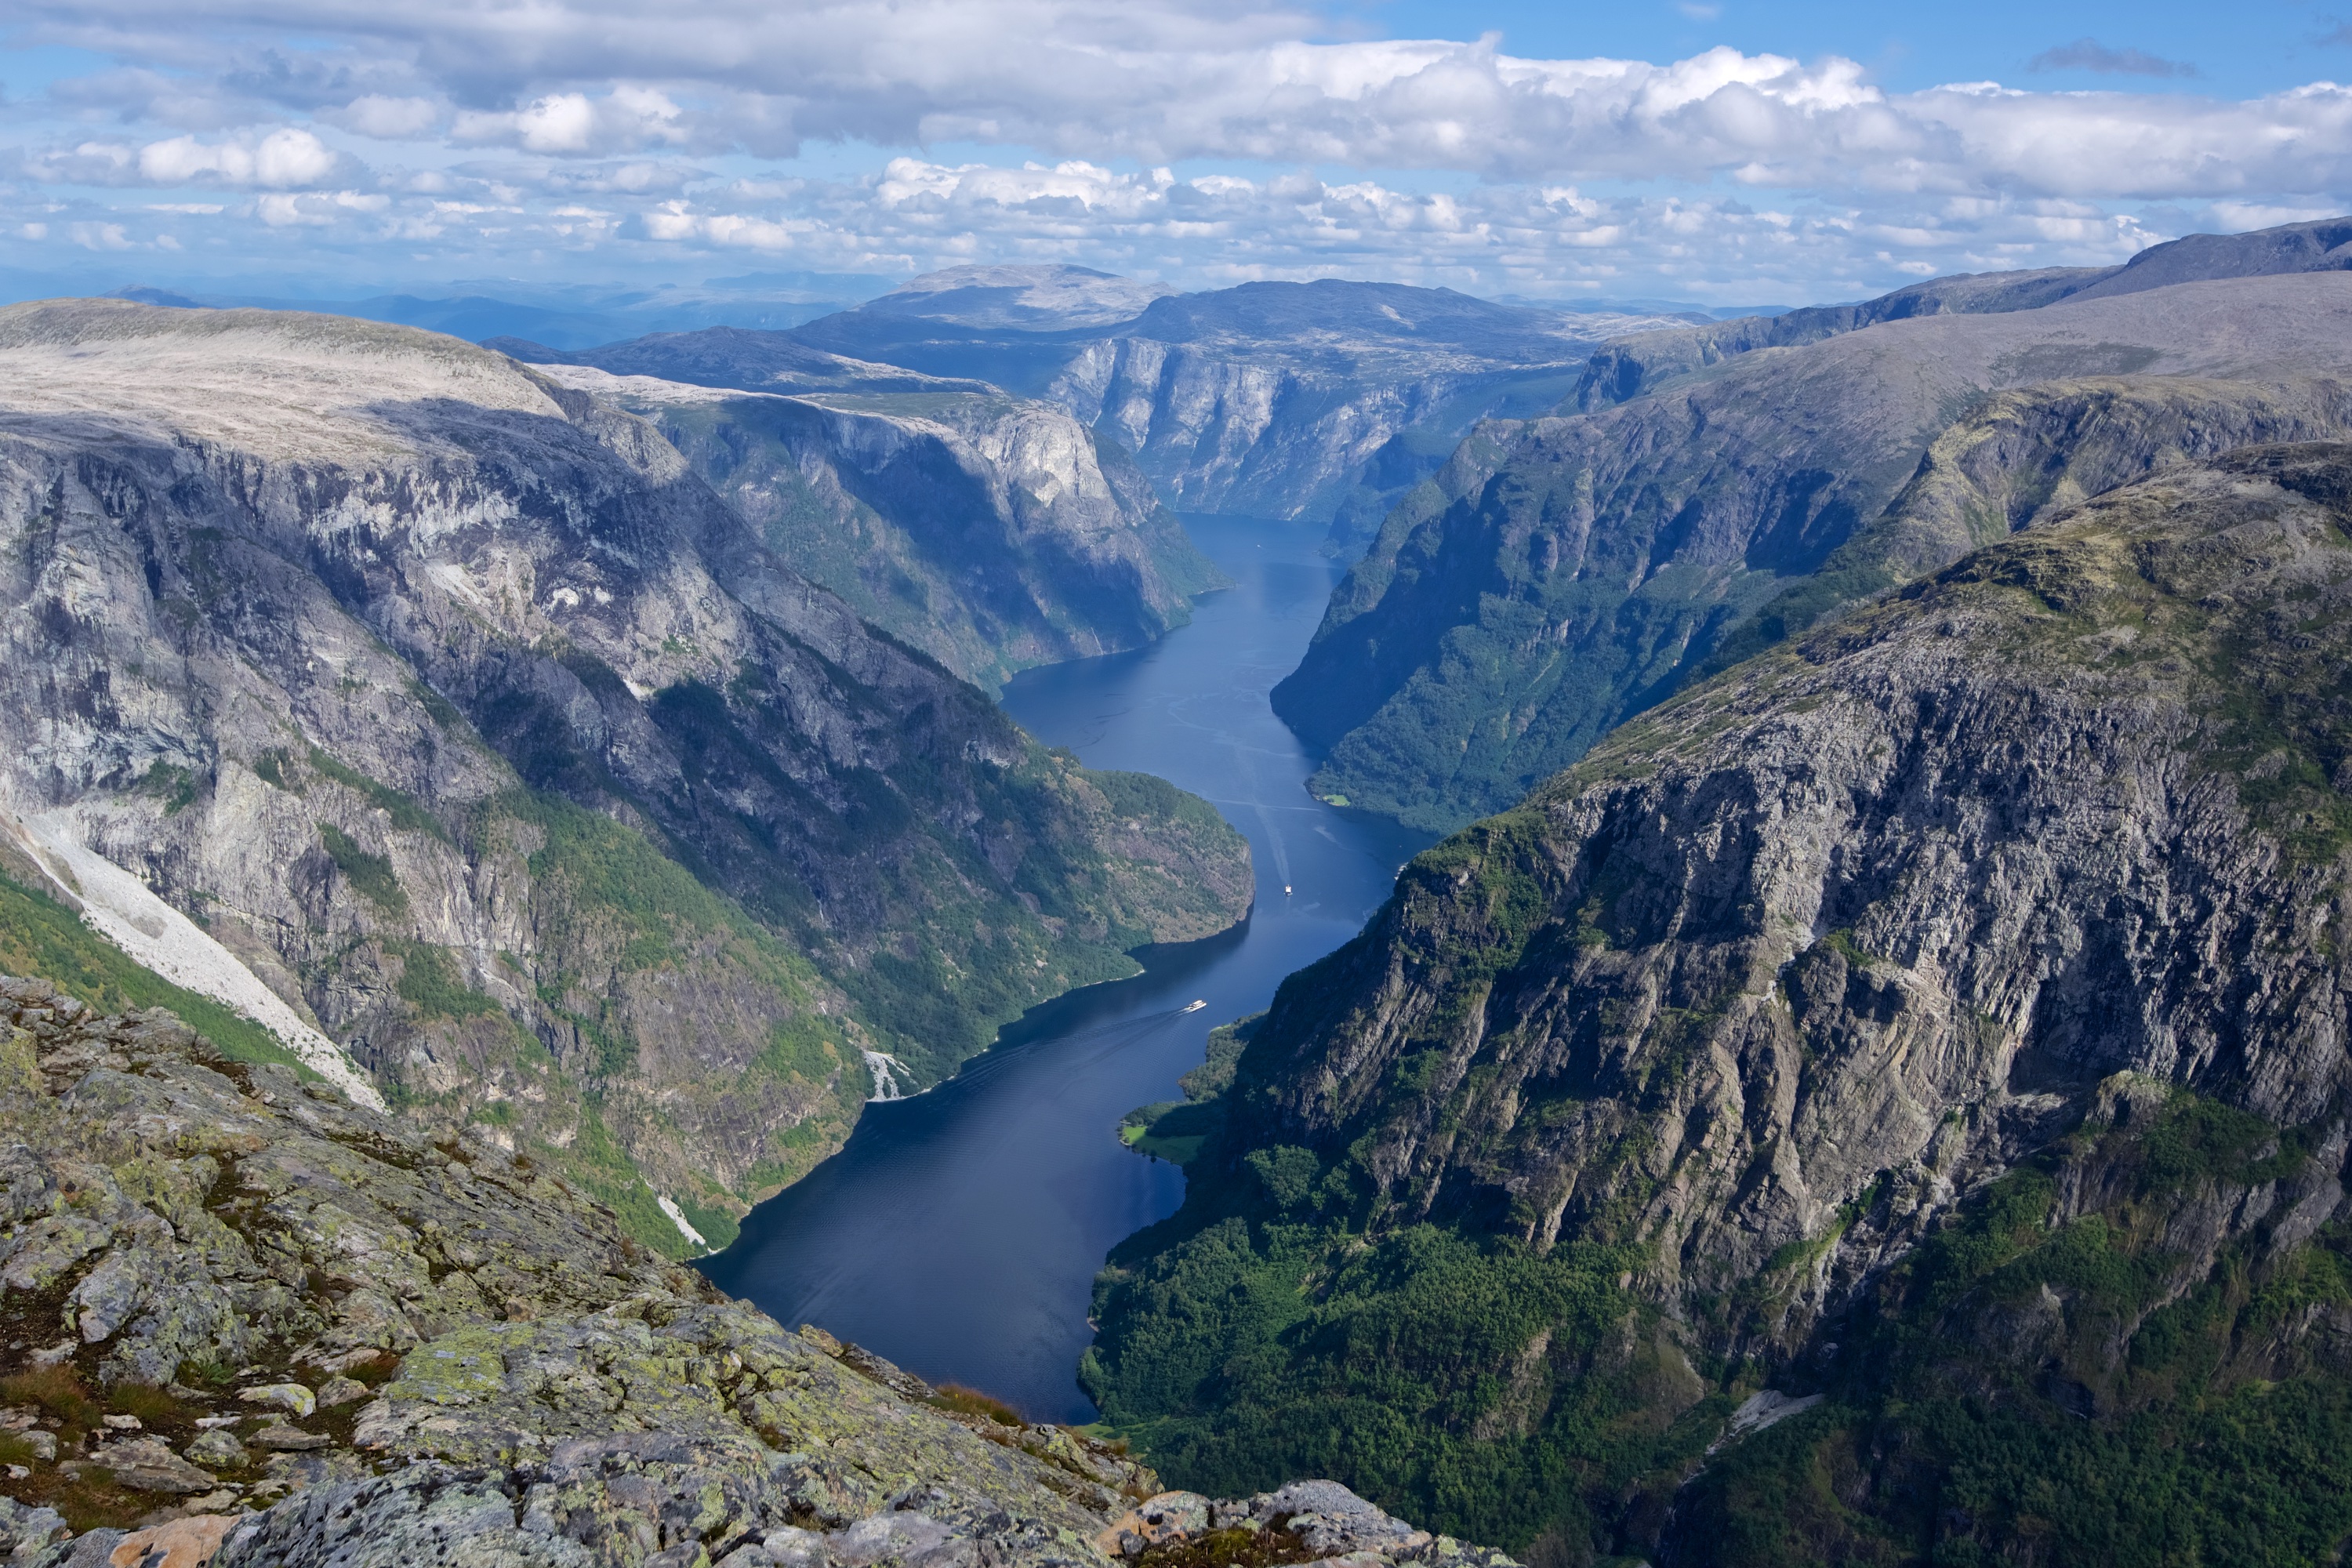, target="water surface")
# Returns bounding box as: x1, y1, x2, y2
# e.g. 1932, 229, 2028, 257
700, 515, 1430, 1421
